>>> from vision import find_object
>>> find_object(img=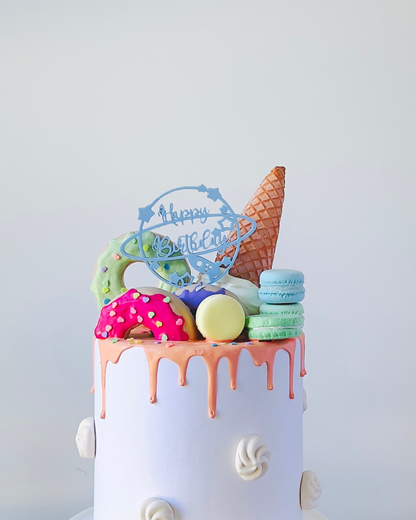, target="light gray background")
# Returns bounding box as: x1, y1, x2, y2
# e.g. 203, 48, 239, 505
1, 1, 415, 519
